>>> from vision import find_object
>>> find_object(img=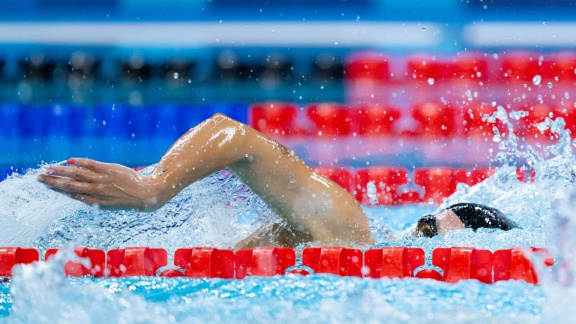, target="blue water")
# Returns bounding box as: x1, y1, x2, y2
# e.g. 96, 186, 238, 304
0, 108, 575, 322
0, 274, 543, 322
